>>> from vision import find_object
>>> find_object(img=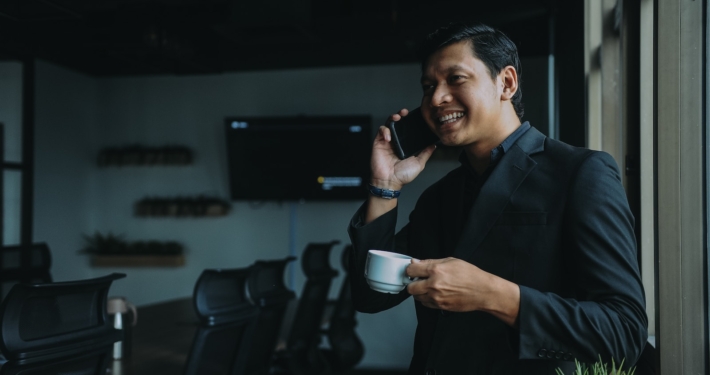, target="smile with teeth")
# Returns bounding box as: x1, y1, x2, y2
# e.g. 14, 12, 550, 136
438, 112, 465, 125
